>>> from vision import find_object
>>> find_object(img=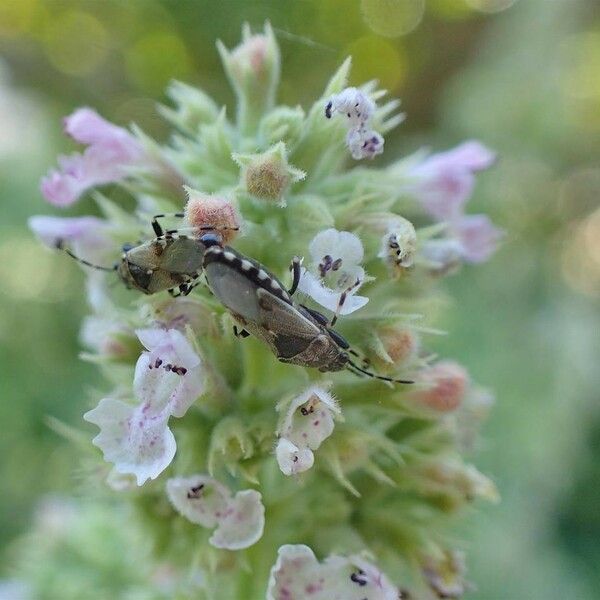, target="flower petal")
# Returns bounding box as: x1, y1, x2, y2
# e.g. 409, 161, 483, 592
166, 475, 231, 528
84, 398, 176, 486
278, 385, 339, 451
166, 476, 265, 550
209, 489, 265, 550
275, 438, 314, 476
134, 329, 204, 418
454, 214, 503, 264
41, 109, 143, 206
267, 544, 399, 600
297, 270, 368, 315
309, 229, 364, 268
